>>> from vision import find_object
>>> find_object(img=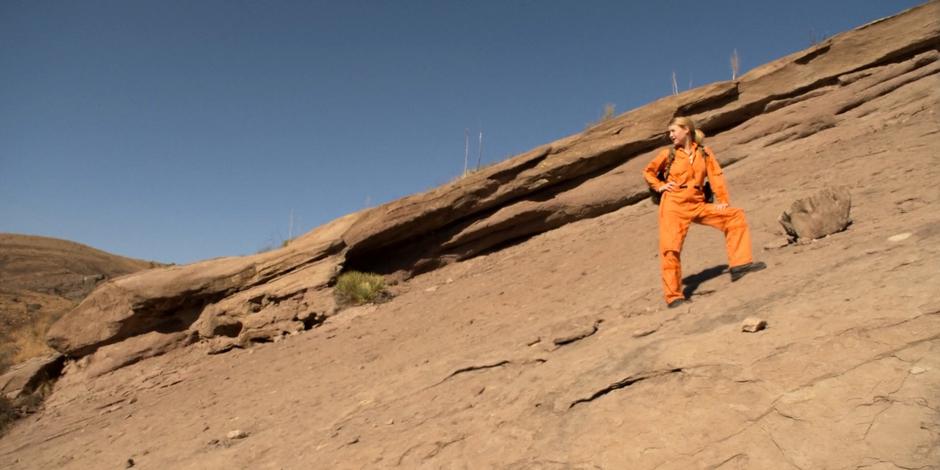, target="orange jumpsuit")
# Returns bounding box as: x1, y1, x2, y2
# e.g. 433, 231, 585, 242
643, 143, 754, 303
